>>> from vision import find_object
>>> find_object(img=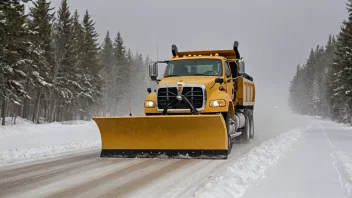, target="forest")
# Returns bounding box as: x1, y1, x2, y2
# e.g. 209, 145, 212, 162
288, 1, 352, 124
0, 0, 152, 125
